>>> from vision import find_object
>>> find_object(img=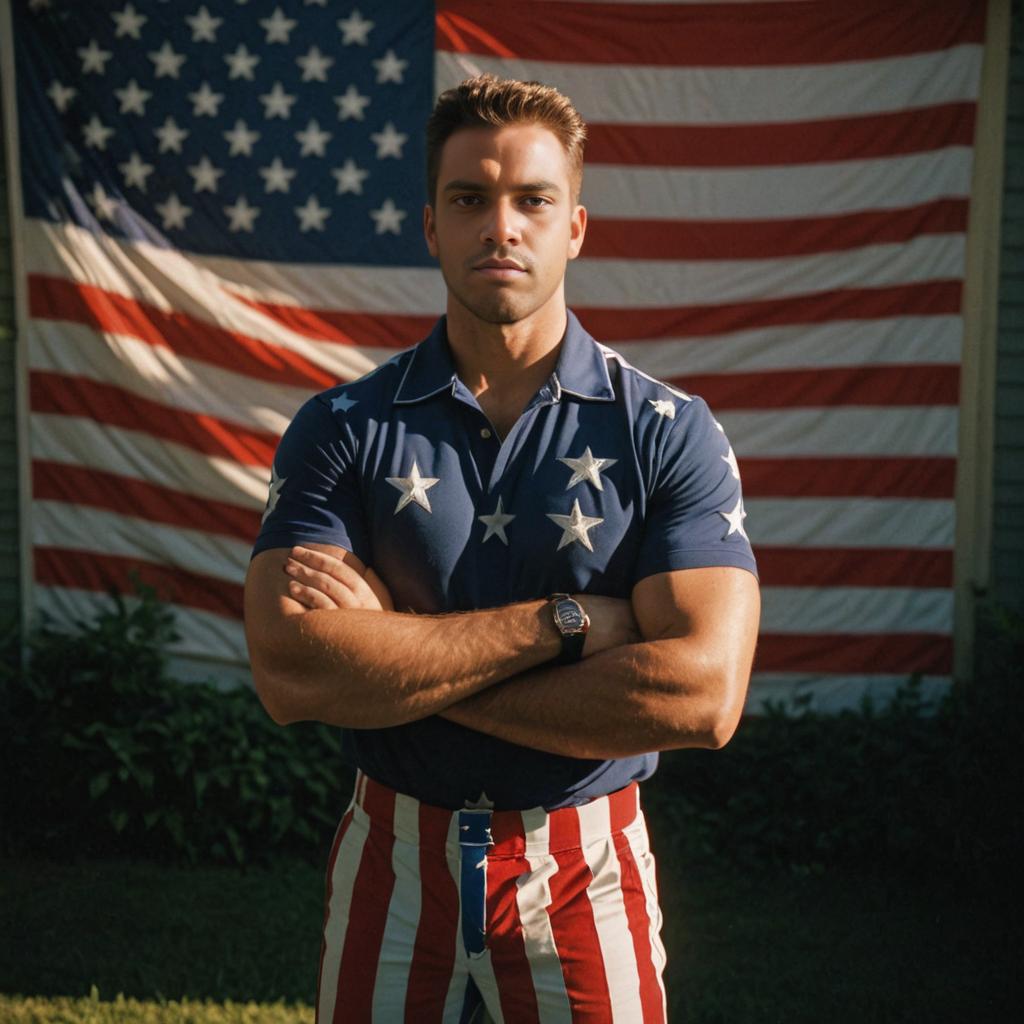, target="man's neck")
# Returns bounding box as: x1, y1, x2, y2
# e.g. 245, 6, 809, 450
445, 295, 567, 403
